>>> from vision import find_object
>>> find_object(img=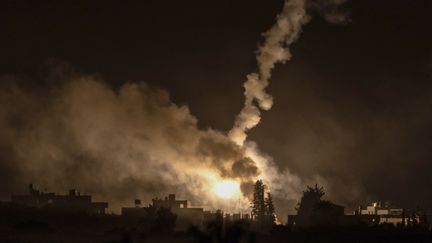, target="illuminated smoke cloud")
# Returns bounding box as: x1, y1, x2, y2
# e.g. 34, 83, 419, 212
0, 0, 349, 217
0, 74, 254, 212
